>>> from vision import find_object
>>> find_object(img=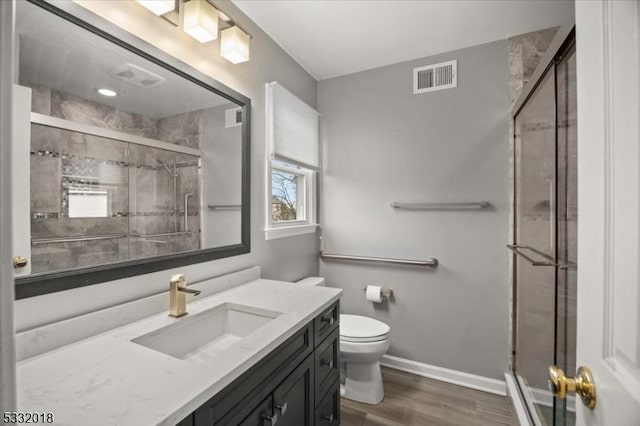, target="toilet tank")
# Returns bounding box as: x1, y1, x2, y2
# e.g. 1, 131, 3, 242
296, 277, 326, 287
